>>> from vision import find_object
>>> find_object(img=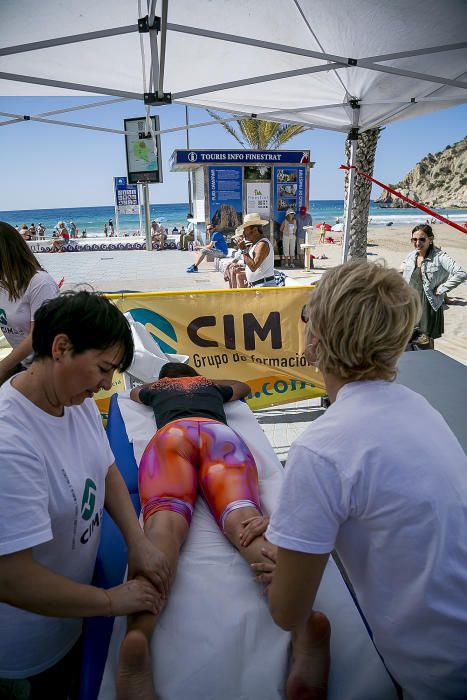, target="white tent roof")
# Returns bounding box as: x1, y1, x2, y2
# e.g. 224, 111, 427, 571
1, 0, 466, 135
